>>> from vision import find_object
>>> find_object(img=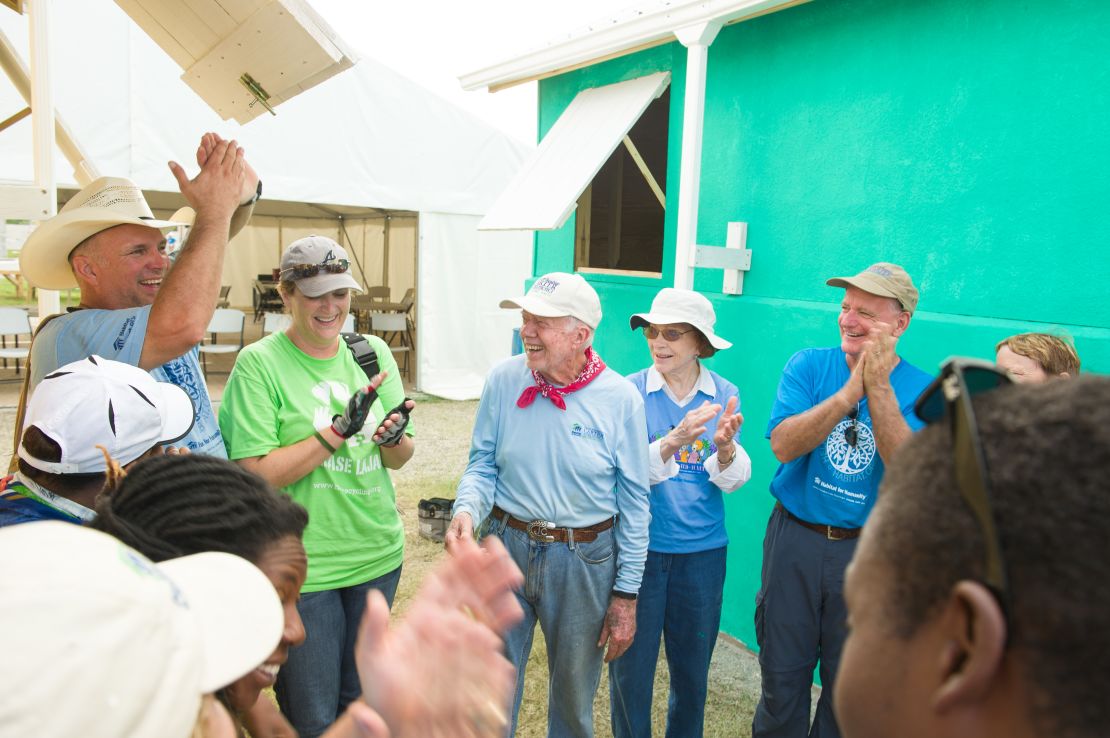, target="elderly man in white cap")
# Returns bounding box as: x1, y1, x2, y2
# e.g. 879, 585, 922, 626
16, 132, 260, 458
0, 355, 195, 527
752, 263, 933, 738
445, 272, 651, 738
